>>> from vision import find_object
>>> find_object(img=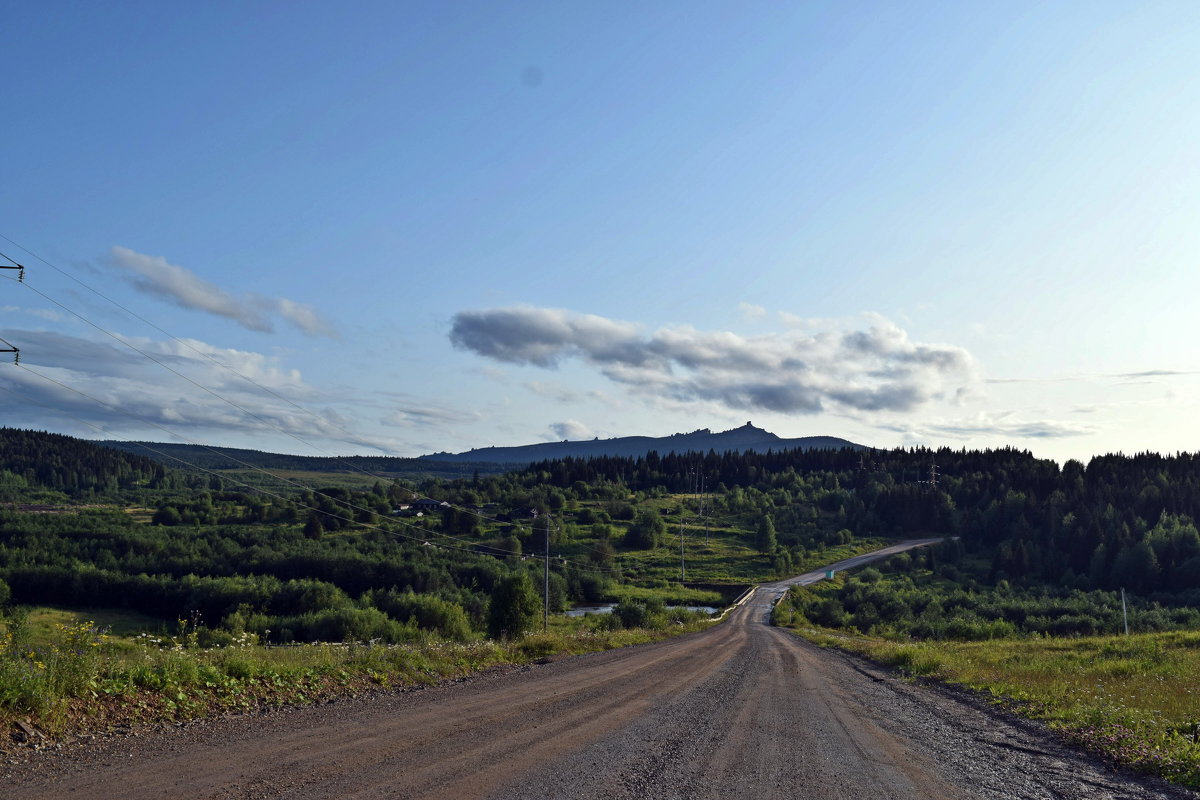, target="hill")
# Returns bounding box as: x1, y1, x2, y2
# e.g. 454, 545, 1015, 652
0, 427, 179, 498
99, 423, 862, 476
101, 441, 510, 482
420, 422, 864, 465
